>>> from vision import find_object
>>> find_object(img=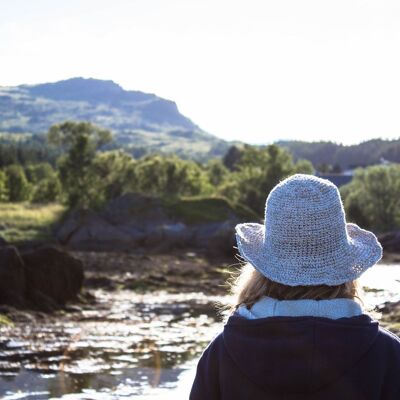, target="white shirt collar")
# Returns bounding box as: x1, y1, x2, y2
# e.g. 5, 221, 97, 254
237, 296, 363, 320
